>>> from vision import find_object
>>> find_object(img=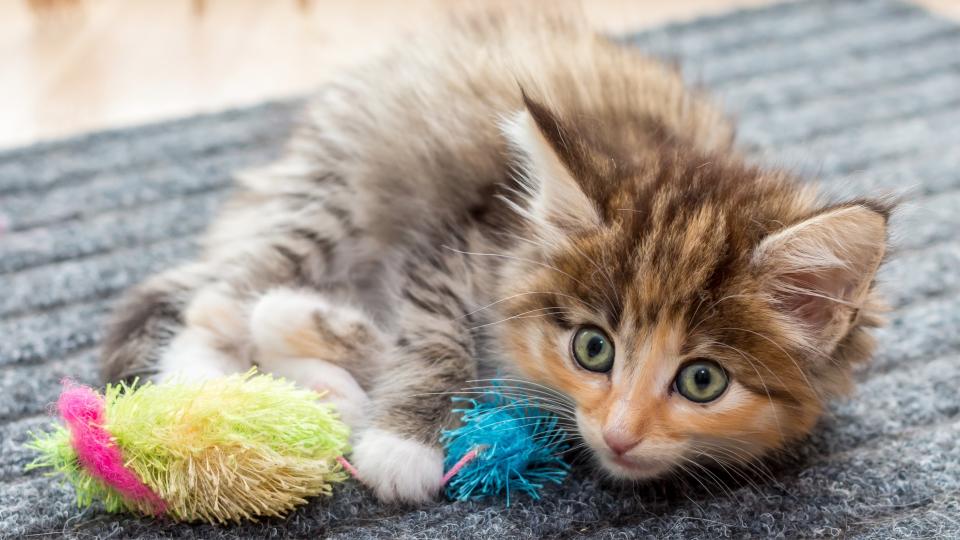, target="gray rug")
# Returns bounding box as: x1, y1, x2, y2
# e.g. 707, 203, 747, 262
2, 0, 959, 537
